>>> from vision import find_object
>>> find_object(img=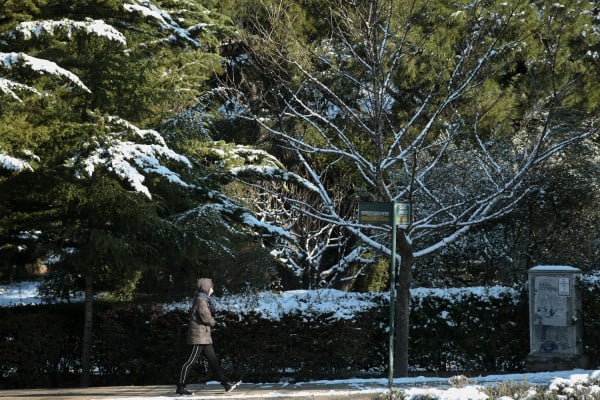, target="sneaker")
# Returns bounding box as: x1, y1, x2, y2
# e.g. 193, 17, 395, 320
223, 380, 241, 393
176, 385, 193, 395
